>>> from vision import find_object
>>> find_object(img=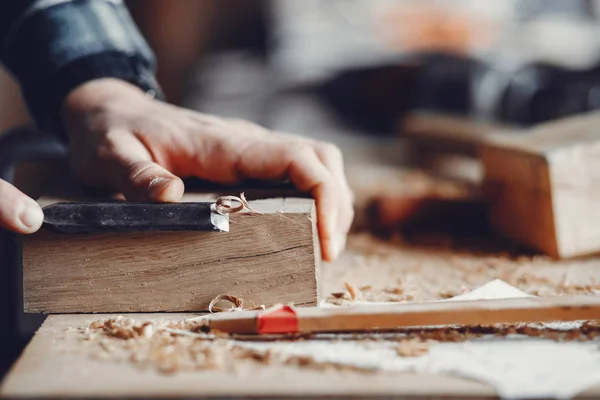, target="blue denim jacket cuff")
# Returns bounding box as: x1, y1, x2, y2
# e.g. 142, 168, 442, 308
21, 51, 163, 140
1, 0, 161, 139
